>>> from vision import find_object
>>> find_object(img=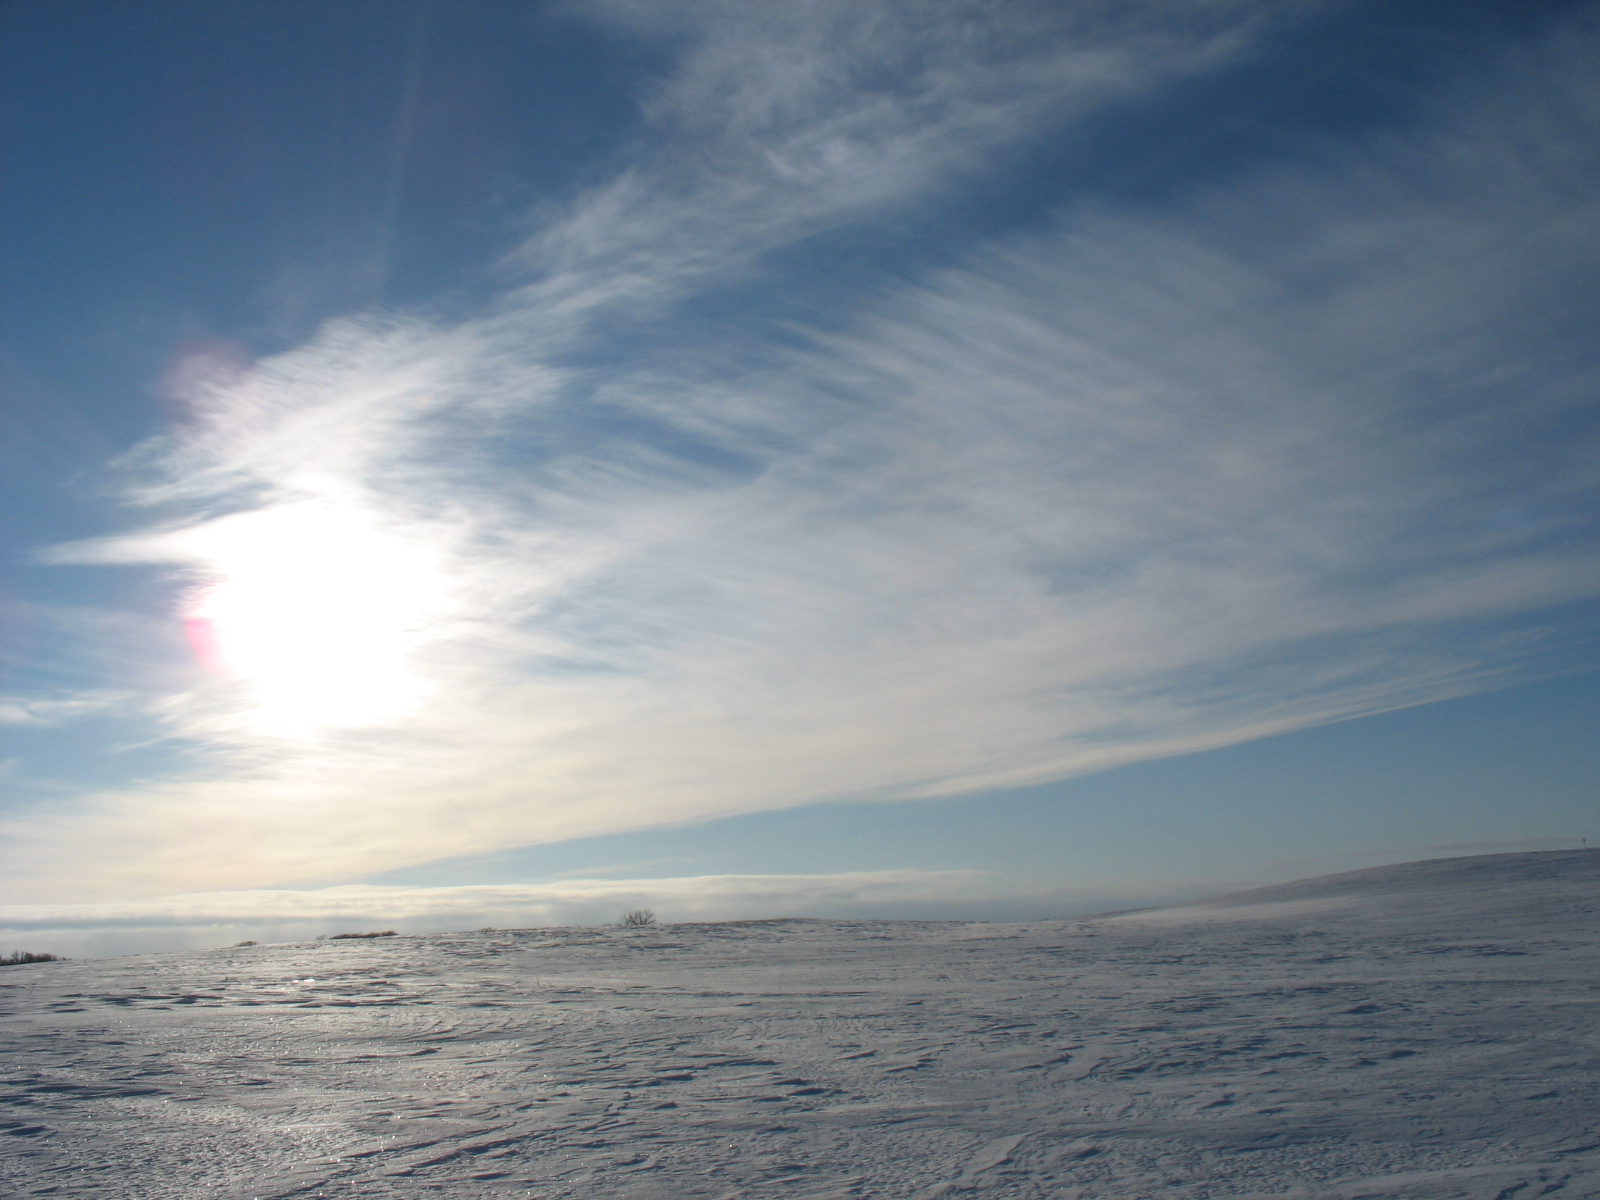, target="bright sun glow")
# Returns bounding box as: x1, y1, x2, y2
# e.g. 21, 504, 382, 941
179, 502, 452, 732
